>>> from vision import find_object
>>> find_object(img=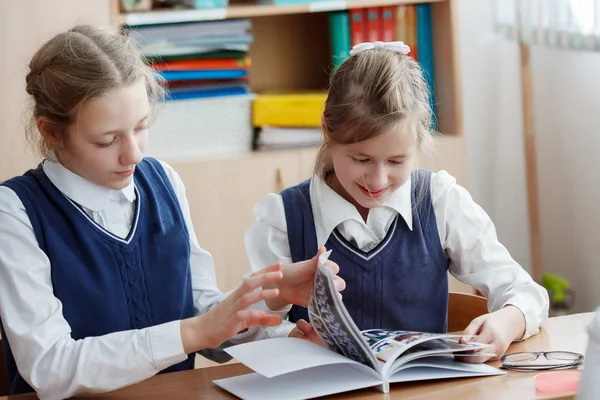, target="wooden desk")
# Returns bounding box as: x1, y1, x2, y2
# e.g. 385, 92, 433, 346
2, 313, 592, 400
